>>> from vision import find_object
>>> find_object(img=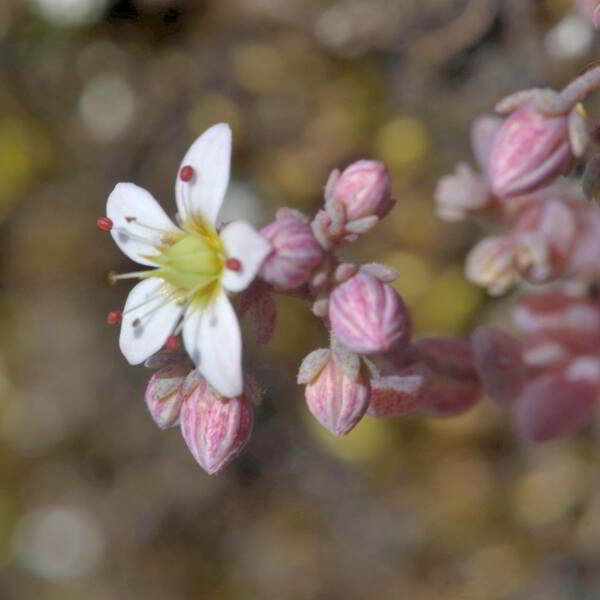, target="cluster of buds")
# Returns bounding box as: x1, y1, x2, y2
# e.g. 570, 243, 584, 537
104, 65, 600, 477
435, 63, 600, 442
